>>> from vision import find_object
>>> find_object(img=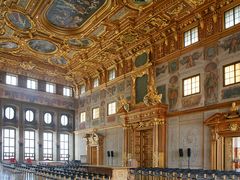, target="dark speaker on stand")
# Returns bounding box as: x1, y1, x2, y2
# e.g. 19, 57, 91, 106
107, 151, 110, 165
179, 148, 183, 157
110, 151, 114, 166
187, 148, 191, 157
187, 148, 191, 169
